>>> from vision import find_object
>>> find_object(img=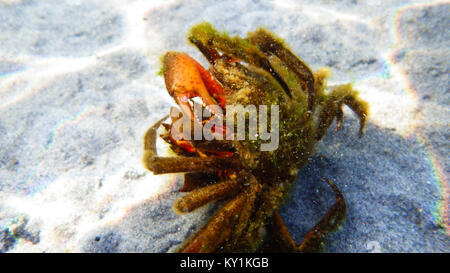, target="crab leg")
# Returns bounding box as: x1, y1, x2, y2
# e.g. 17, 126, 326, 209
222, 175, 260, 251
188, 23, 293, 98
143, 115, 169, 157
143, 116, 241, 174
298, 178, 347, 252
174, 174, 243, 213
316, 83, 369, 140
249, 29, 316, 116
264, 210, 297, 252
147, 156, 240, 174
265, 178, 347, 253
178, 188, 249, 253
188, 37, 221, 65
